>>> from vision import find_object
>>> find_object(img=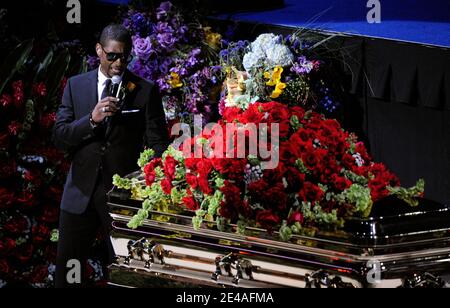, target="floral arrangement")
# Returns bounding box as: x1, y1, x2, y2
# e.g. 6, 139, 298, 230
122, 1, 224, 123
0, 39, 104, 287
219, 33, 339, 114
114, 102, 424, 241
